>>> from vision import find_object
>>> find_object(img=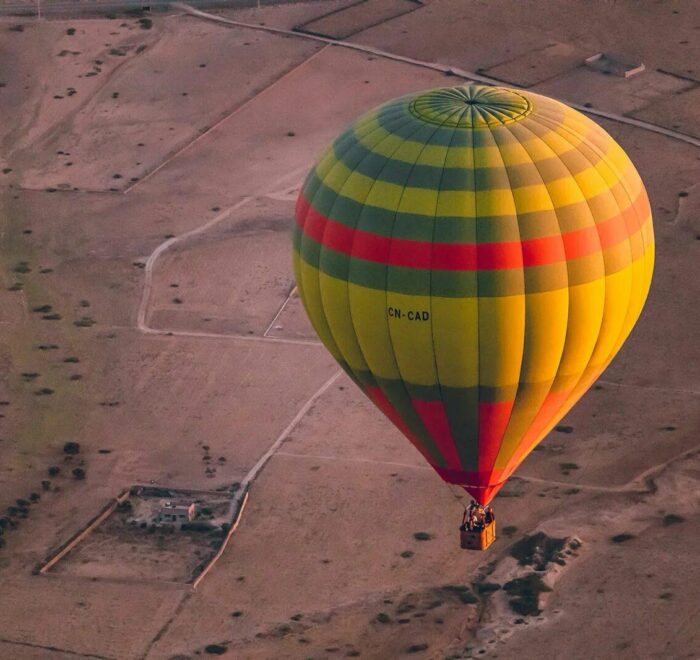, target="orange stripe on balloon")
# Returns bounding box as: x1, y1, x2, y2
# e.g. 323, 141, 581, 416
502, 388, 571, 476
